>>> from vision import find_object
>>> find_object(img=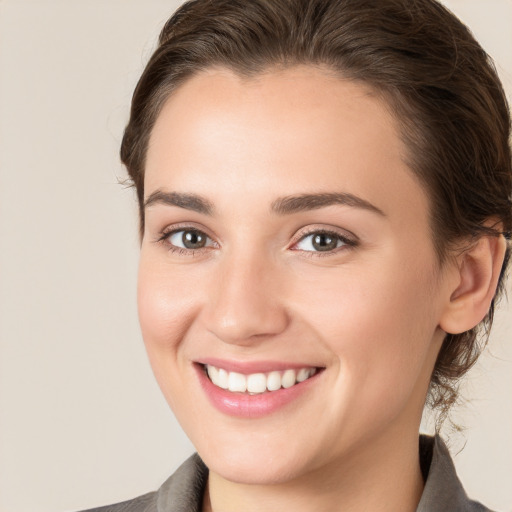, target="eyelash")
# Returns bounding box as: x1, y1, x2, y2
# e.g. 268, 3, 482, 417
291, 228, 358, 257
156, 226, 358, 257
156, 226, 216, 256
